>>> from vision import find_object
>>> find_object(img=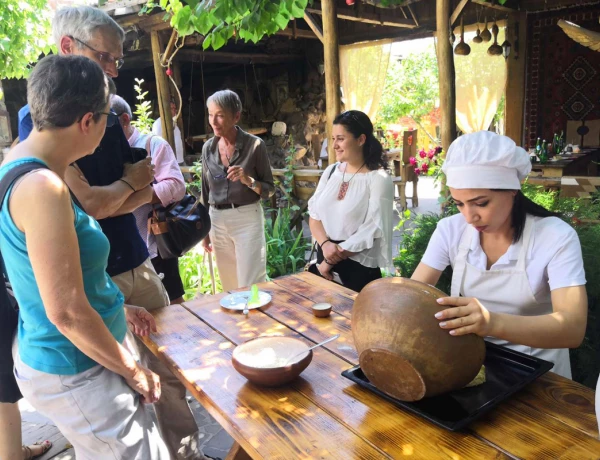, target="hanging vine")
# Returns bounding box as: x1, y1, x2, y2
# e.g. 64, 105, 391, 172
143, 0, 309, 51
